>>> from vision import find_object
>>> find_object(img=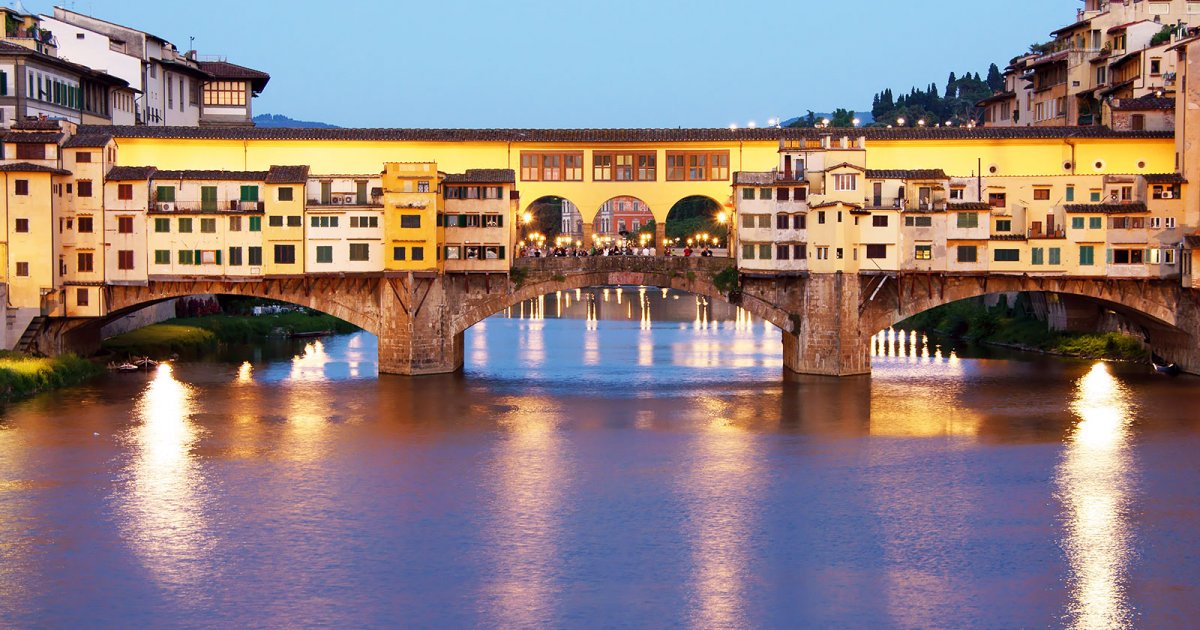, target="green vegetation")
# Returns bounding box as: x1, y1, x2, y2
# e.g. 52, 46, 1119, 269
510, 266, 529, 288
712, 266, 740, 294
897, 297, 1149, 362
103, 300, 359, 359
0, 352, 102, 400
102, 324, 218, 358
